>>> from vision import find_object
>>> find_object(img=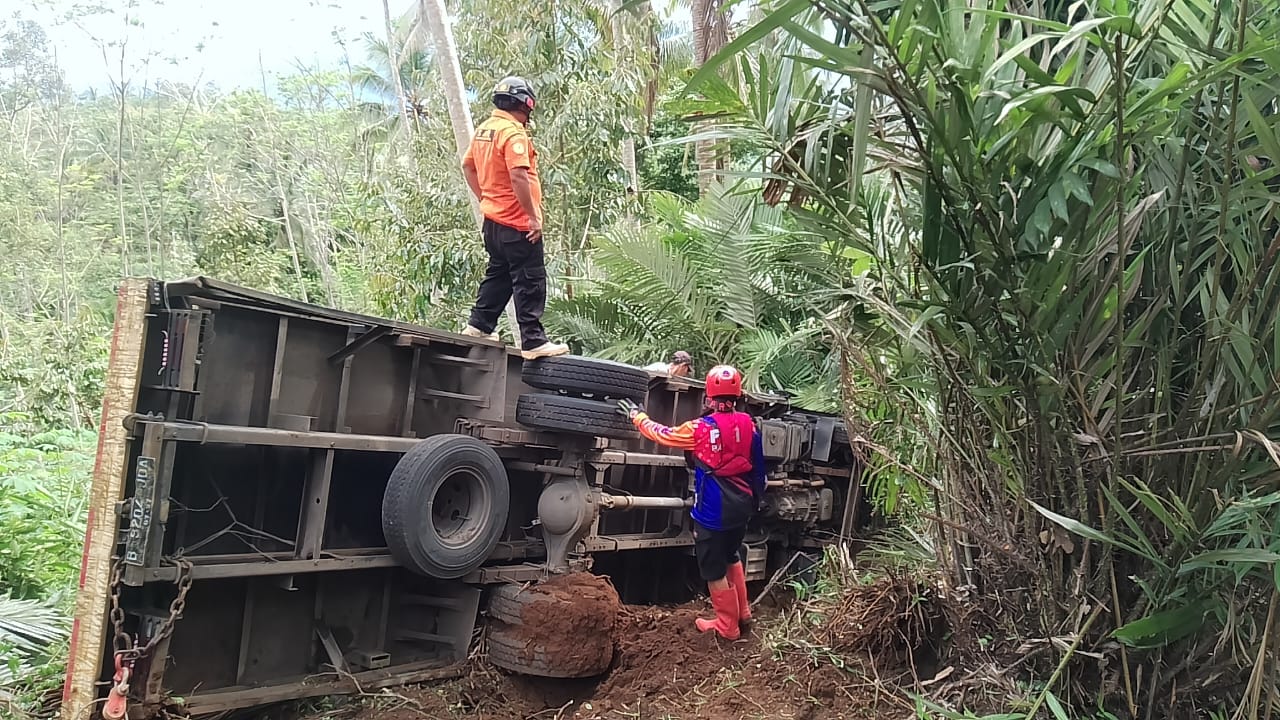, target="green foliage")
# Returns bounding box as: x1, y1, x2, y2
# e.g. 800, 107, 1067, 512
639, 109, 702, 201
0, 595, 69, 697
0, 427, 91, 709
639, 100, 759, 202
0, 427, 94, 602
0, 21, 406, 430
690, 0, 1280, 713
364, 137, 487, 329
545, 187, 841, 404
